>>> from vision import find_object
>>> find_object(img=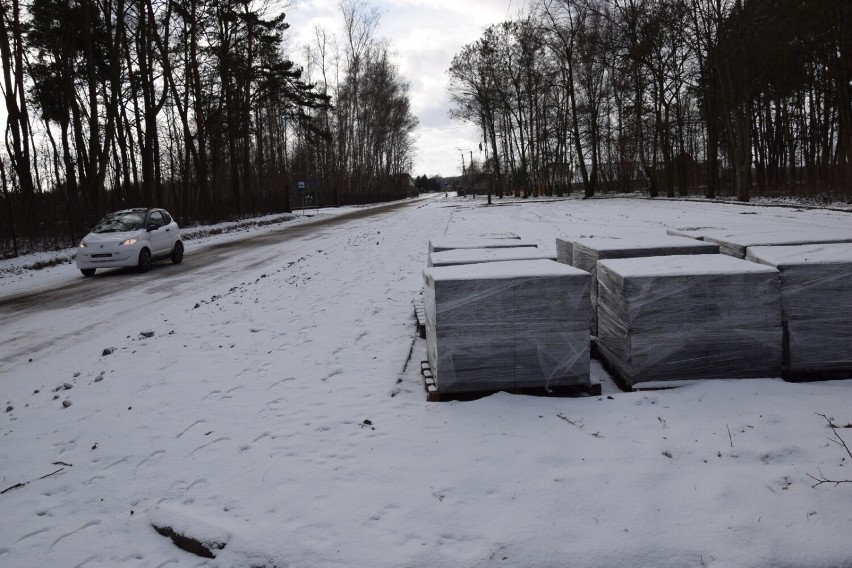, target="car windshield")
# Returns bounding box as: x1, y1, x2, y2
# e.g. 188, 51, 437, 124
92, 211, 146, 233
